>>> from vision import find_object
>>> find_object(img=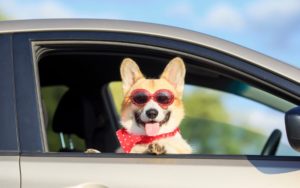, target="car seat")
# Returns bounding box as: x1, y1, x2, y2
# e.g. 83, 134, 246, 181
52, 87, 119, 152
